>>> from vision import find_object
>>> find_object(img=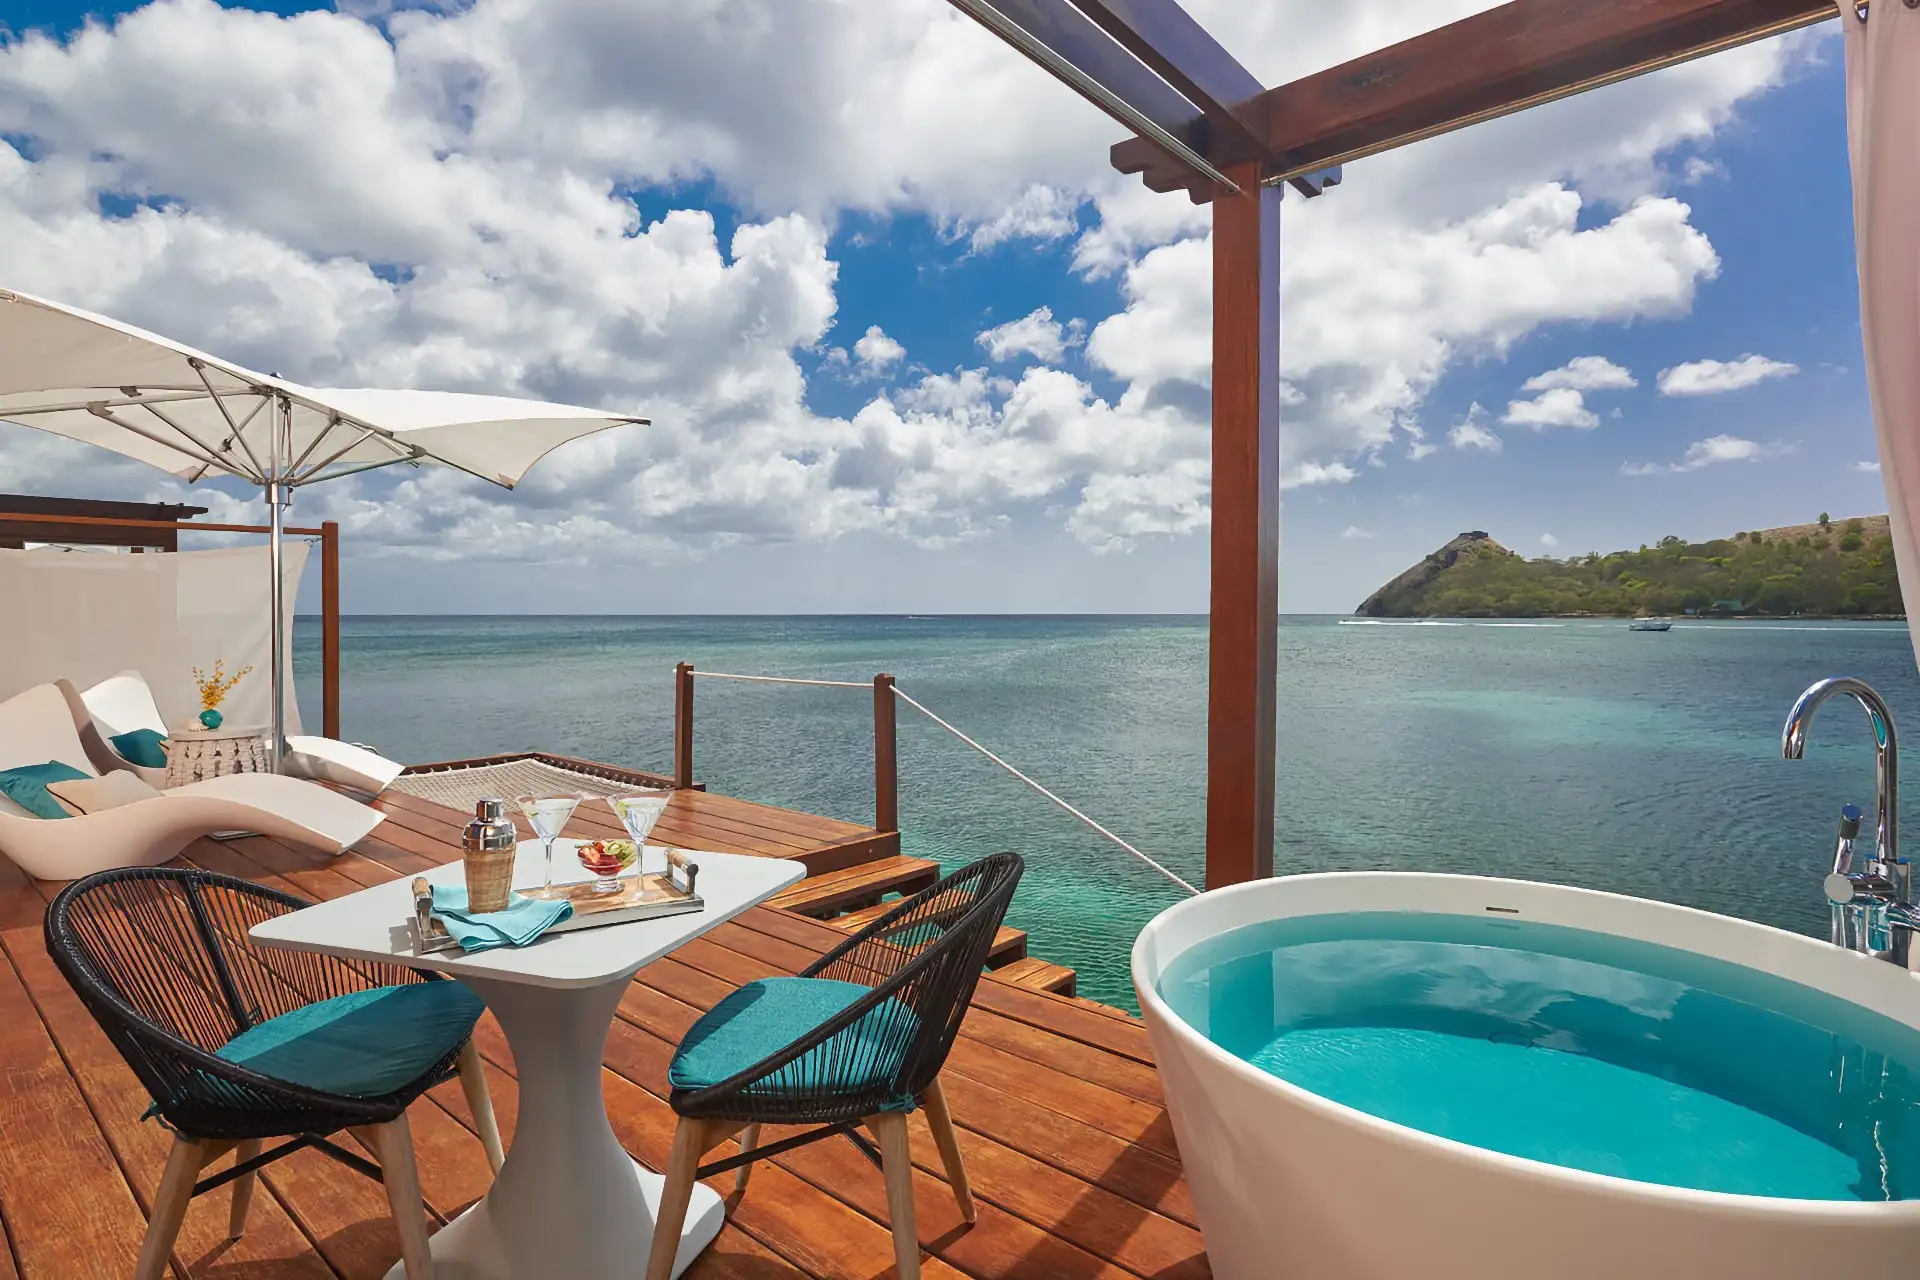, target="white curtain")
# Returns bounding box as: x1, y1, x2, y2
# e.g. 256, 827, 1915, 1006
1839, 0, 1920, 662
0, 543, 307, 732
